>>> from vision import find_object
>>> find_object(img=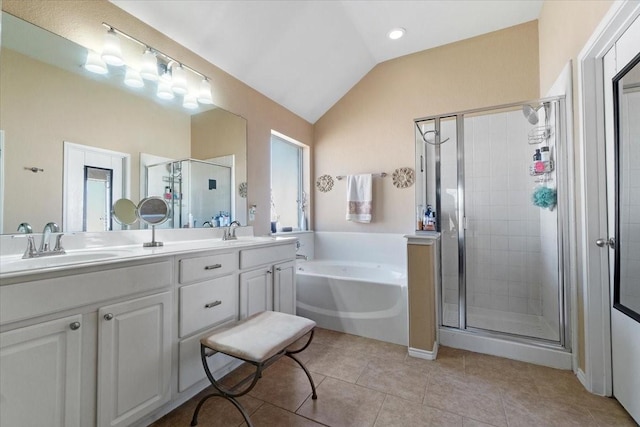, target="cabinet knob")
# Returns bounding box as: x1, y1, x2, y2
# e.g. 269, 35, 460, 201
276, 267, 282, 271
104, 313, 114, 321
69, 321, 81, 330
267, 270, 272, 274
